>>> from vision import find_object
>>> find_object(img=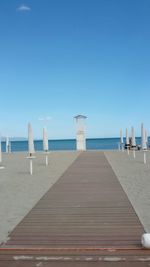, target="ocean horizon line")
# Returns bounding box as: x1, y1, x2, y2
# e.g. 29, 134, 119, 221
1, 136, 148, 142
